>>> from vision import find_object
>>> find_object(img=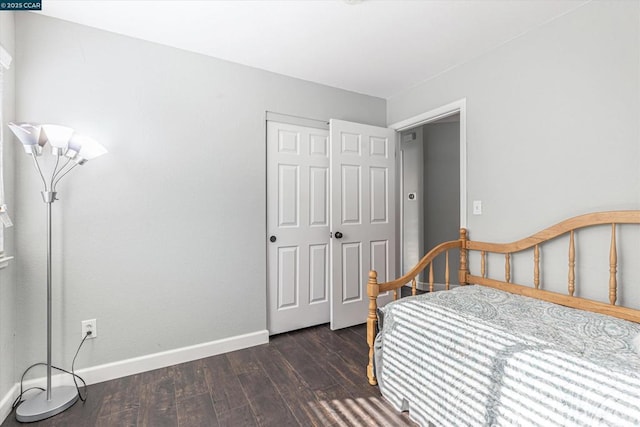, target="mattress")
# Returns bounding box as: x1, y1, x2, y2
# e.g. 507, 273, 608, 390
375, 285, 640, 426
